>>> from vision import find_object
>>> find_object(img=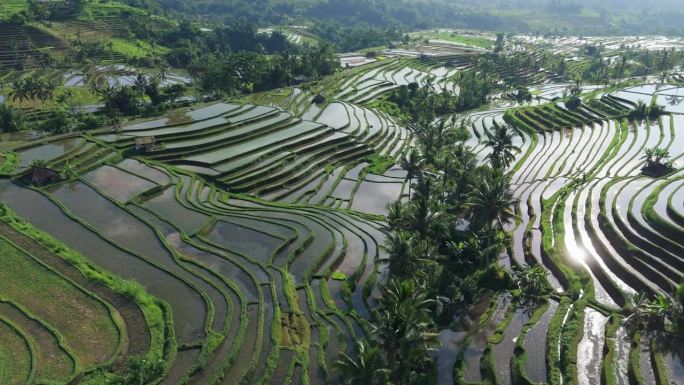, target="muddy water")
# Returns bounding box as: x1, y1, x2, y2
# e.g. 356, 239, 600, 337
653, 179, 684, 226
577, 308, 608, 385
143, 186, 209, 235
464, 293, 512, 382
220, 304, 260, 385
435, 329, 468, 385
330, 179, 357, 200
613, 325, 631, 385
663, 342, 684, 384
524, 300, 559, 382
315, 103, 350, 130
577, 181, 636, 297
494, 305, 532, 385
639, 332, 657, 385
160, 348, 201, 385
